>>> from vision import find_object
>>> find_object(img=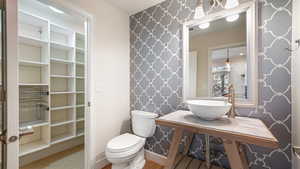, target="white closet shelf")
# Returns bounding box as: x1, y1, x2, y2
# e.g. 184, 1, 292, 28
19, 35, 48, 47
76, 48, 85, 52
76, 91, 84, 94
20, 120, 49, 130
51, 75, 75, 78
77, 133, 84, 137
51, 105, 74, 111
76, 76, 84, 79
51, 120, 74, 127
19, 60, 48, 67
51, 58, 74, 64
19, 10, 49, 26
76, 32, 85, 36
76, 118, 84, 122
50, 91, 76, 95
76, 130, 84, 137
20, 140, 50, 156
19, 83, 48, 86
51, 42, 74, 51
76, 62, 84, 66
51, 133, 75, 145
51, 23, 73, 34
76, 105, 85, 108
76, 124, 84, 136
